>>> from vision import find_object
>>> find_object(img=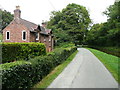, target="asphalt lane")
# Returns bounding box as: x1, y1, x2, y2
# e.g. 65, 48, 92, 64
48, 48, 118, 88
